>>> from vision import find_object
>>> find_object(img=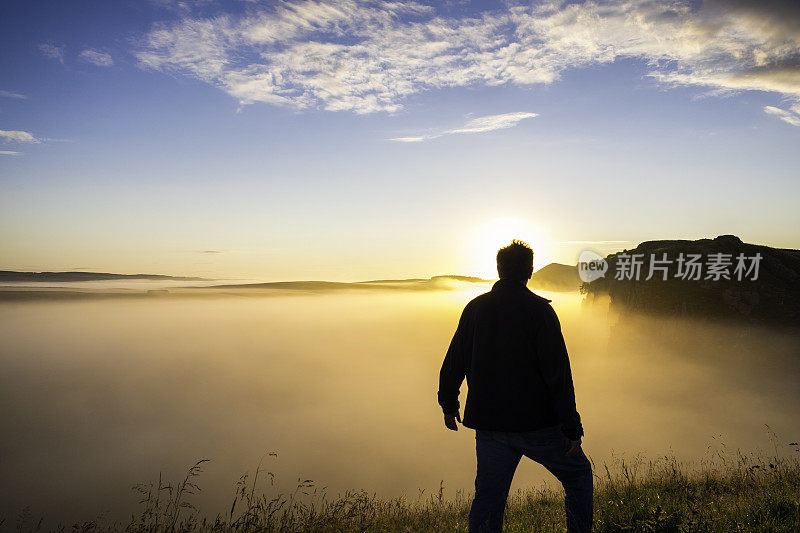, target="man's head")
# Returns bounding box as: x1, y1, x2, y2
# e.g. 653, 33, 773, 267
496, 239, 534, 282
